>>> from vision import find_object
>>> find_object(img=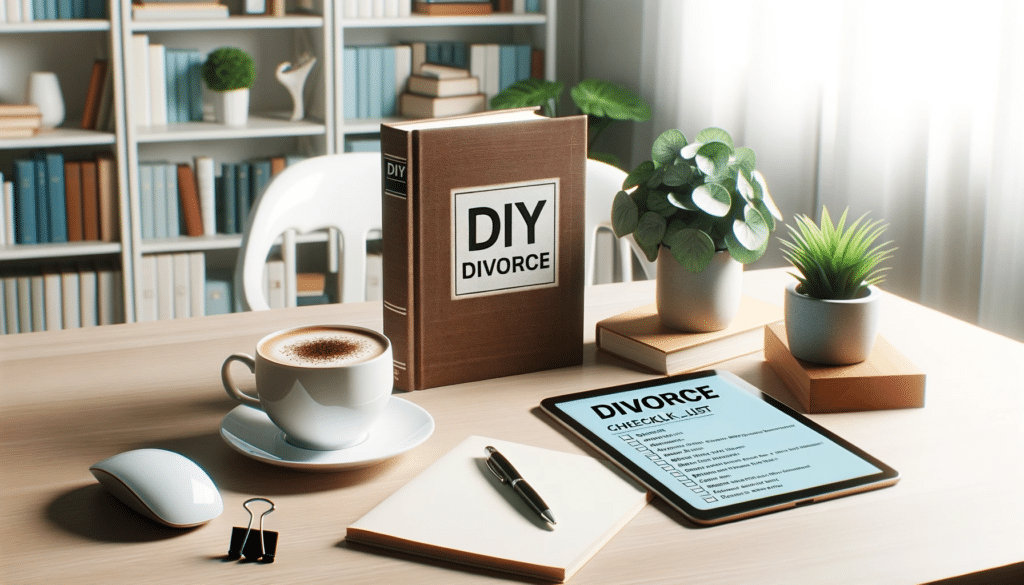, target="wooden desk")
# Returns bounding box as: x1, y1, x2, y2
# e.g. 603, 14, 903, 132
2, 269, 1022, 584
